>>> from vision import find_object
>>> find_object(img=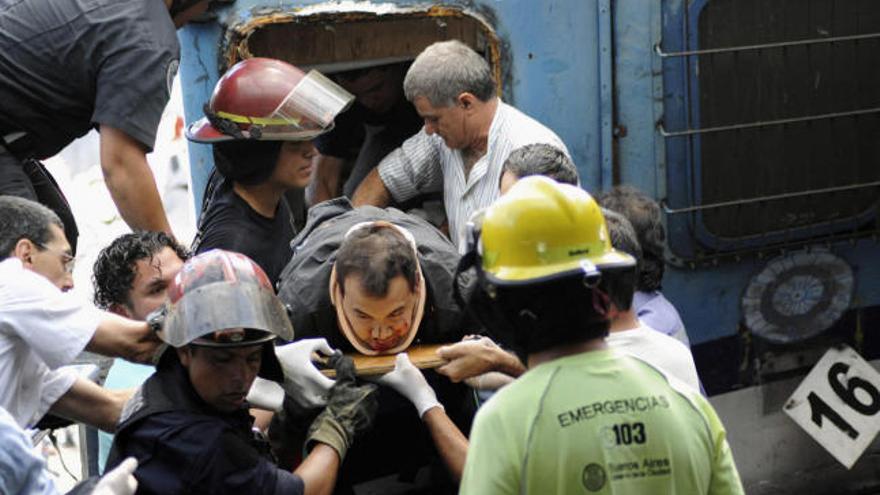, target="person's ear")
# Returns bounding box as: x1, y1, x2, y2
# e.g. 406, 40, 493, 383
12, 238, 35, 266
458, 92, 477, 110
176, 346, 193, 368
606, 303, 622, 320
109, 303, 133, 319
